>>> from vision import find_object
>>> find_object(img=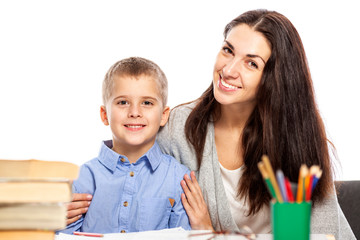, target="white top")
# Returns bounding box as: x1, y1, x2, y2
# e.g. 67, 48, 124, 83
219, 162, 271, 233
